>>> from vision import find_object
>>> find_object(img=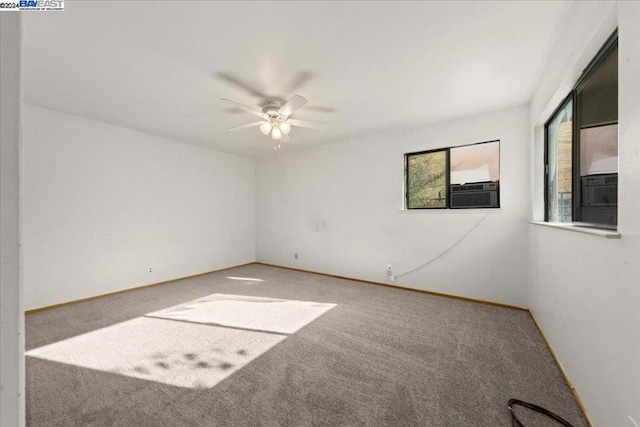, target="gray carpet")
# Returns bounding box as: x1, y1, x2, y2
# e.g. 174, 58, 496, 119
26, 264, 588, 427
